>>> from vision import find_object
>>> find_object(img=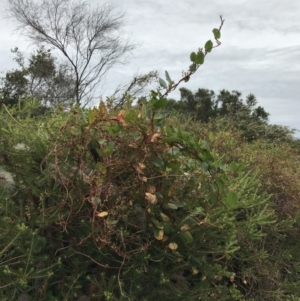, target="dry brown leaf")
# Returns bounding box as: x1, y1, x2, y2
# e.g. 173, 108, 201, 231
97, 211, 108, 217
155, 229, 164, 240
118, 117, 126, 126
168, 242, 178, 250
98, 101, 108, 118
111, 110, 127, 126
180, 224, 190, 231
168, 186, 174, 197
141, 176, 147, 182
162, 235, 169, 243
118, 110, 126, 118
134, 164, 144, 174
150, 131, 161, 143
160, 212, 170, 222
230, 273, 236, 282
138, 162, 146, 170
198, 217, 208, 225
145, 192, 157, 204
147, 185, 156, 193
